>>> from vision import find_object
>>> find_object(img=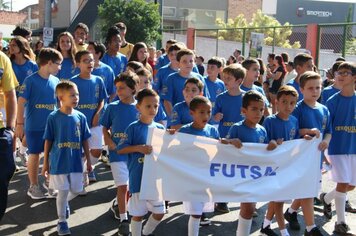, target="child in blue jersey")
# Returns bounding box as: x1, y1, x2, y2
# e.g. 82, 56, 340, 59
70, 50, 108, 184
320, 61, 343, 105
241, 58, 270, 118
101, 26, 127, 76
224, 90, 278, 236
136, 68, 167, 125
212, 64, 246, 138
118, 88, 165, 236
171, 78, 203, 130
155, 39, 177, 70
321, 62, 356, 235
287, 53, 315, 102
87, 41, 116, 102
284, 71, 331, 236
204, 57, 225, 124
261, 85, 300, 236
15, 48, 62, 199
42, 81, 91, 236
163, 48, 209, 118
178, 96, 219, 236
55, 32, 78, 81
101, 71, 139, 234
154, 43, 182, 97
